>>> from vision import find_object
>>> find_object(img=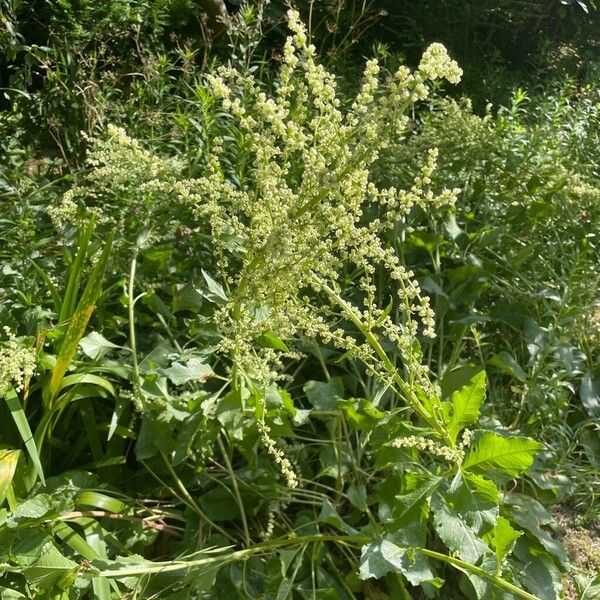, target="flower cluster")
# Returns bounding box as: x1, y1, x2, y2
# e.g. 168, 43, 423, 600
190, 9, 462, 404
257, 419, 299, 489
391, 434, 464, 463
0, 328, 36, 397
